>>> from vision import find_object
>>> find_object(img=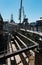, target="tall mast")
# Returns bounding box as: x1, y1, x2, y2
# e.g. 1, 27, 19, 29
19, 0, 22, 23
21, 0, 22, 8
